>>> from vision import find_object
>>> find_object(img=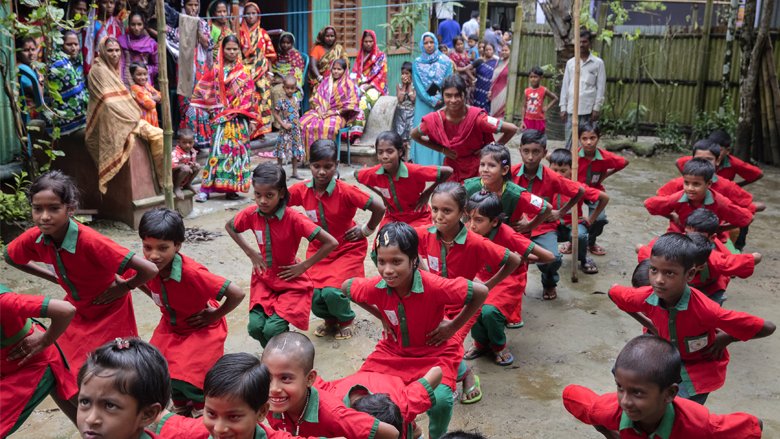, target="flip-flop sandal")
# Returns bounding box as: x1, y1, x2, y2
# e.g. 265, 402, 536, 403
334, 325, 354, 340
543, 288, 557, 300
314, 323, 336, 337
505, 321, 525, 329
589, 245, 607, 256
559, 242, 572, 254
581, 257, 599, 274
495, 351, 514, 366
464, 345, 488, 360
460, 374, 482, 404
